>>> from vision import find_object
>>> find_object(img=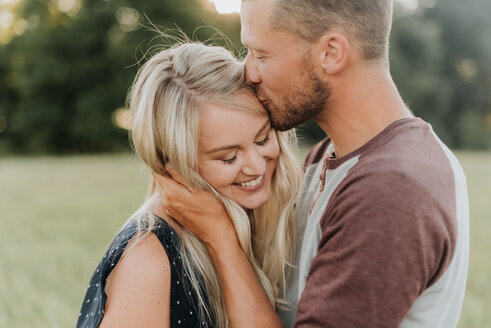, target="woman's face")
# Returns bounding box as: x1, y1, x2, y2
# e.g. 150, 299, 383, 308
198, 92, 280, 210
